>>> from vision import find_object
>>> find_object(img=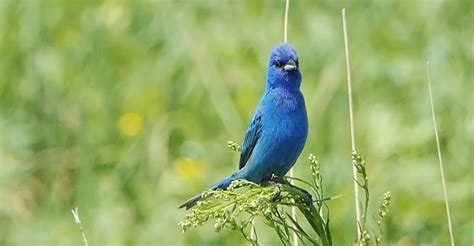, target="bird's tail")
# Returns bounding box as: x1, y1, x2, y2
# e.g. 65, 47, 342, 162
178, 193, 203, 210
178, 173, 237, 210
